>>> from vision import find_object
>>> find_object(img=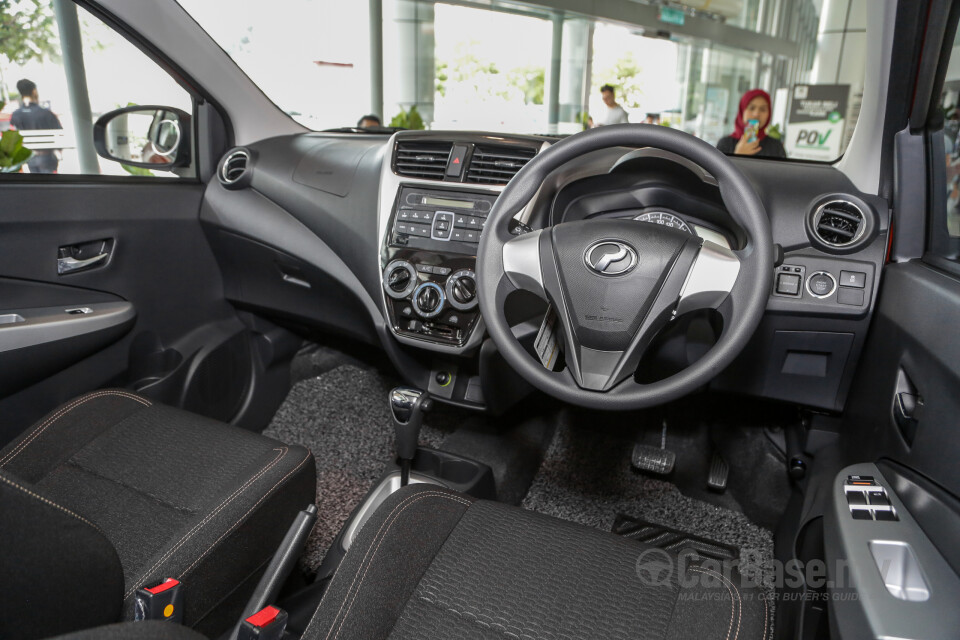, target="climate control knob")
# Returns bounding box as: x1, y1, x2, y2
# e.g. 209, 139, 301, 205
412, 282, 445, 318
446, 269, 478, 311
382, 260, 418, 299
